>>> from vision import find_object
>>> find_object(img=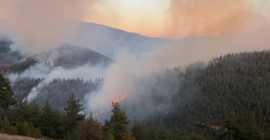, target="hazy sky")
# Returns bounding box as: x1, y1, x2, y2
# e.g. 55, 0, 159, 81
0, 0, 270, 38
84, 0, 270, 38
84, 0, 170, 37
